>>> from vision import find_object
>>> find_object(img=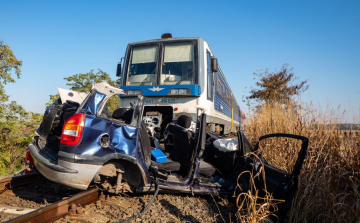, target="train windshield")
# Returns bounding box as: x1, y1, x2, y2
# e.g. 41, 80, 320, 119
126, 45, 159, 86
124, 41, 196, 86
160, 42, 195, 85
